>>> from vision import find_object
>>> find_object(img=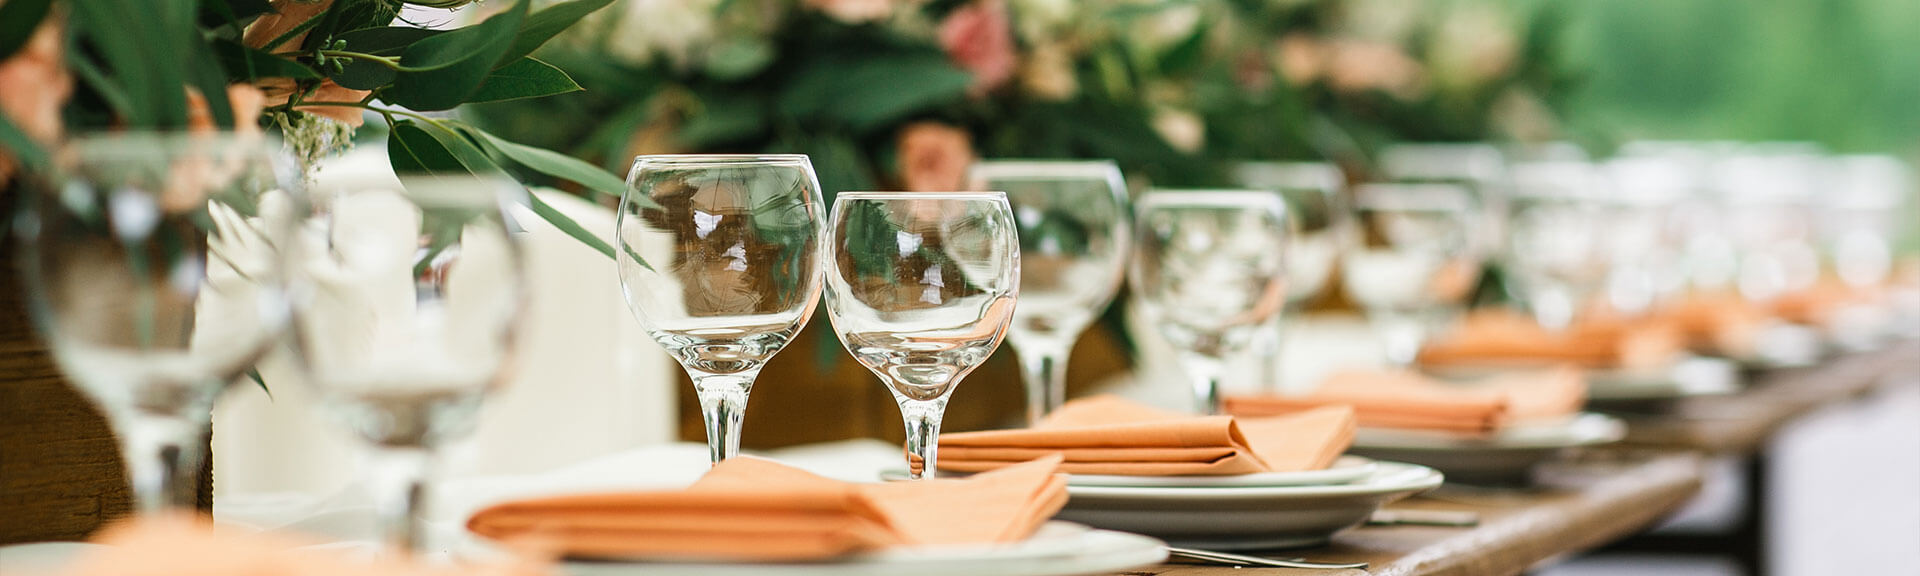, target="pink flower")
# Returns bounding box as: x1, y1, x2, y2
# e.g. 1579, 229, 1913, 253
938, 0, 1016, 96
896, 122, 976, 192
